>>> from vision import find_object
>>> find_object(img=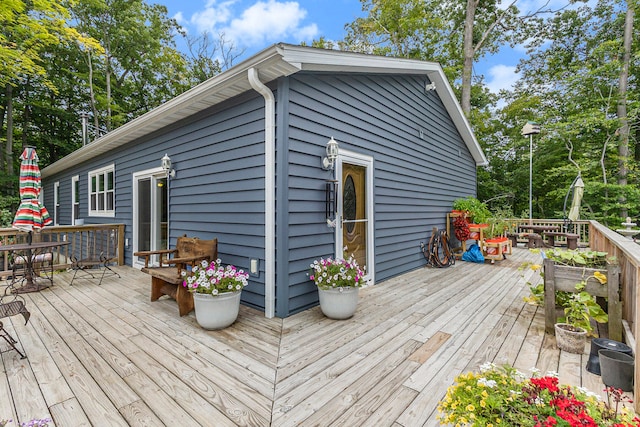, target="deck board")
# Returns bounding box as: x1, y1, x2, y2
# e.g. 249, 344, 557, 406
0, 247, 631, 426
